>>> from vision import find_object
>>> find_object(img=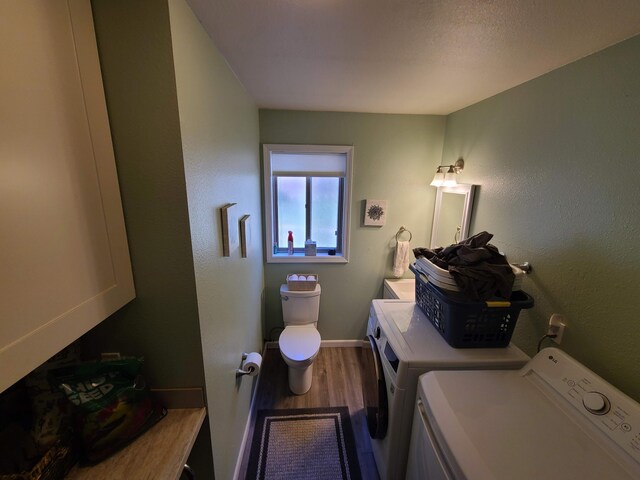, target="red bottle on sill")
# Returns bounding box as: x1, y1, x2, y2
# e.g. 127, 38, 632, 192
287, 231, 294, 255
